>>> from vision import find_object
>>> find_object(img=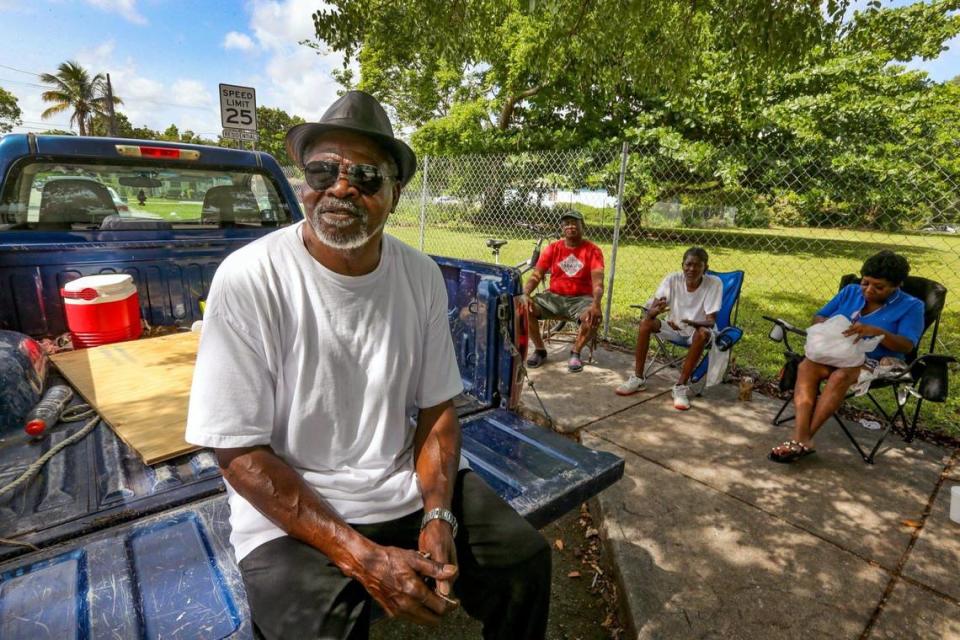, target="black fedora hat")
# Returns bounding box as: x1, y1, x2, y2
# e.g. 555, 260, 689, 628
285, 90, 417, 186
